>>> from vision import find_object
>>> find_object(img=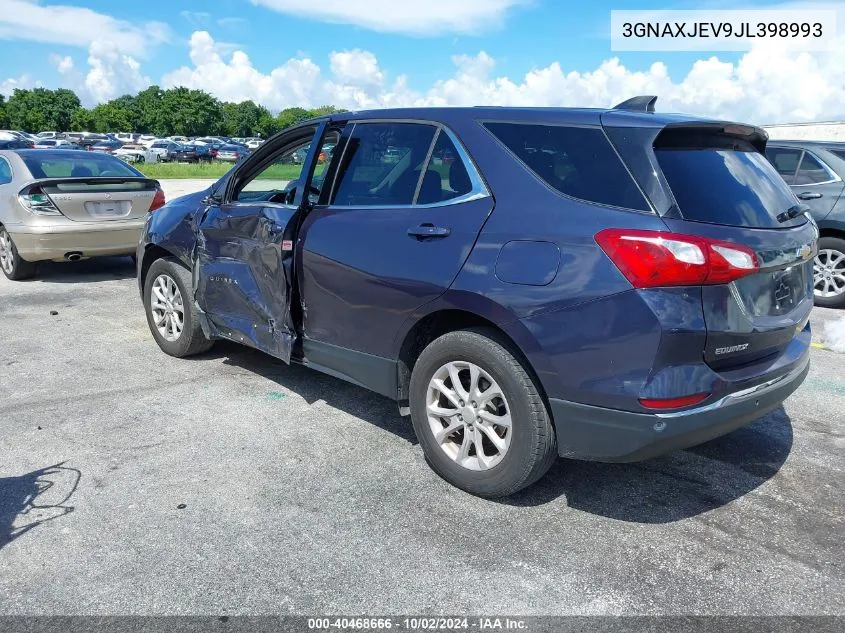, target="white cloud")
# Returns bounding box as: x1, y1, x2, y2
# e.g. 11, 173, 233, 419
0, 0, 171, 57
6, 27, 845, 125
83, 41, 150, 104
250, 0, 530, 35
0, 73, 38, 96
180, 10, 211, 28
47, 43, 149, 106
49, 54, 74, 75
157, 31, 845, 124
